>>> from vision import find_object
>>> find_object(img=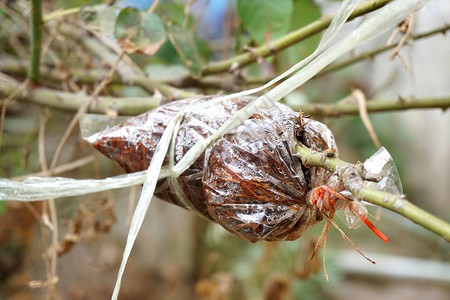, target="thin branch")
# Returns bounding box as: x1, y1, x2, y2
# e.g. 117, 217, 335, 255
354, 90, 382, 148
201, 0, 391, 76
38, 109, 50, 174
0, 76, 160, 115
290, 96, 450, 117
0, 56, 119, 85
183, 0, 195, 28
235, 23, 450, 86
0, 56, 201, 98
0, 2, 30, 34
29, 0, 43, 82
37, 108, 59, 298
40, 21, 62, 67
295, 144, 450, 241
318, 23, 450, 77
43, 7, 80, 22
10, 22, 448, 97
1, 77, 448, 116
13, 155, 95, 181
0, 78, 29, 149
388, 14, 413, 60
221, 23, 450, 86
